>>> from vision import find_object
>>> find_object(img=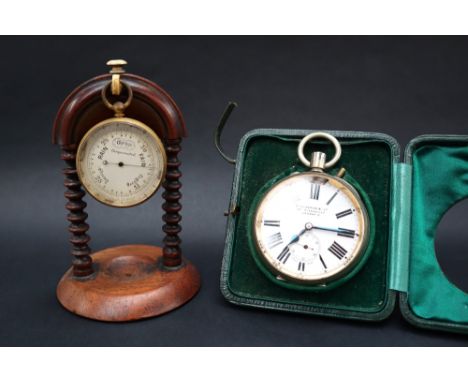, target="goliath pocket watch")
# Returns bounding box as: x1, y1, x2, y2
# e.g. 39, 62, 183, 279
251, 132, 373, 290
